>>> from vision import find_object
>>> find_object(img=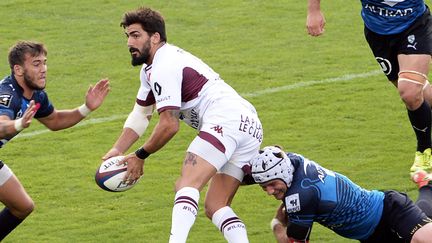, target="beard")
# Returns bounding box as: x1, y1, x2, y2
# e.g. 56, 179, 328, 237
131, 50, 149, 66
130, 40, 151, 66
24, 72, 45, 90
